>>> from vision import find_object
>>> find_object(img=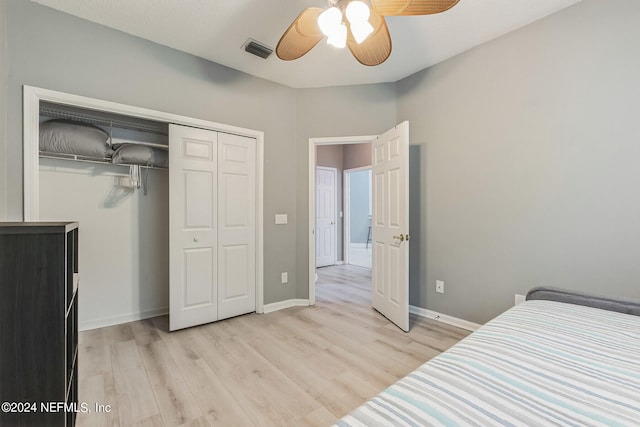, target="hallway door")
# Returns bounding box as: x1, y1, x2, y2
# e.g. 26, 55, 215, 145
316, 167, 337, 267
